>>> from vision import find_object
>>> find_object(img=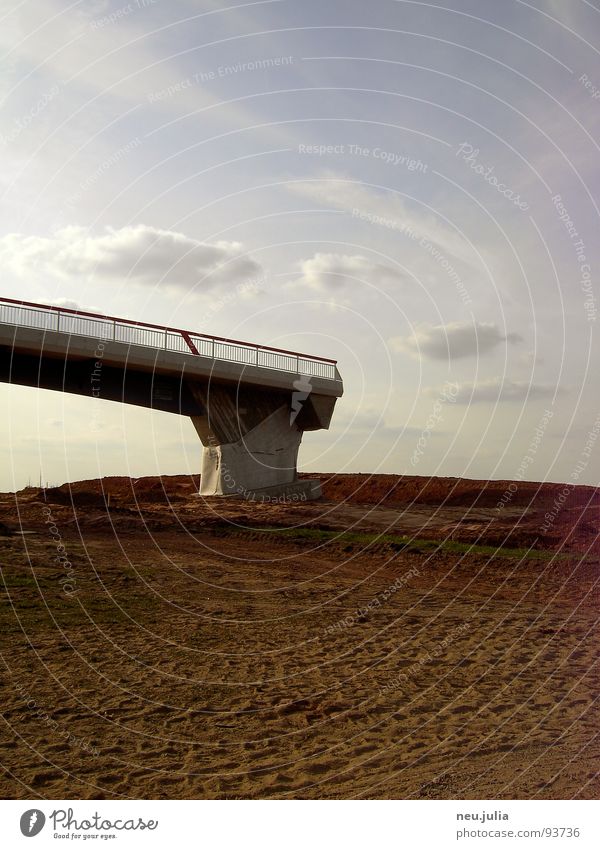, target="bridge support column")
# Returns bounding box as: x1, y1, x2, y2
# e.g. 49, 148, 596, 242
190, 384, 321, 500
